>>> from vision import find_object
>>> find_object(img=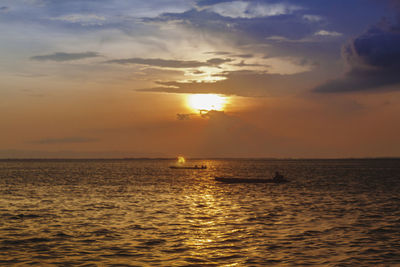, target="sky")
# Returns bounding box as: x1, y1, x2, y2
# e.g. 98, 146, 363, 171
1, 0, 400, 158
